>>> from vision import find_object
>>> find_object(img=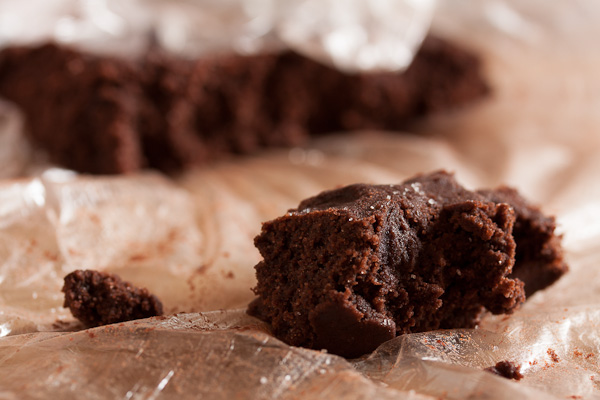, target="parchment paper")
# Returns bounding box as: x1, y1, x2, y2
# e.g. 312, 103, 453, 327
0, 0, 600, 399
